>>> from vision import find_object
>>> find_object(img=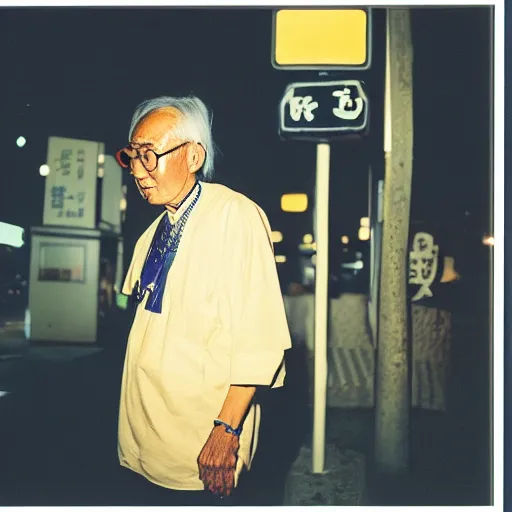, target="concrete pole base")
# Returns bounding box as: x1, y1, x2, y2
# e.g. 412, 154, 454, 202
284, 443, 366, 506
